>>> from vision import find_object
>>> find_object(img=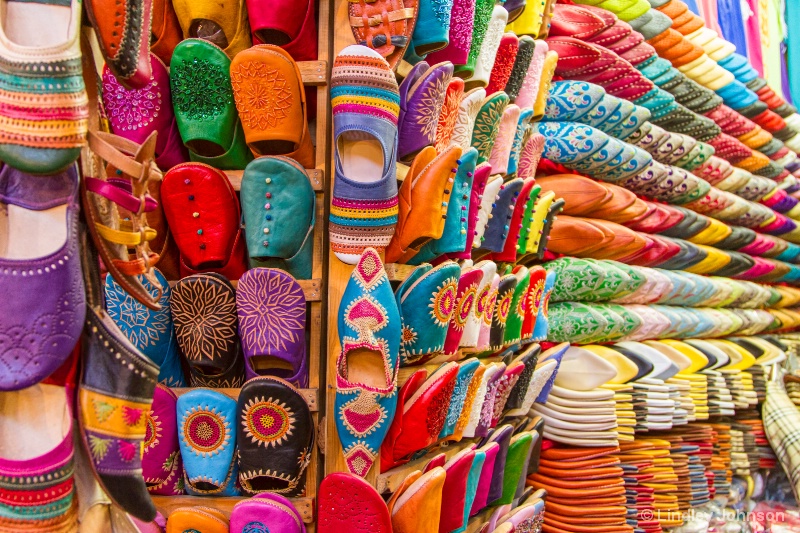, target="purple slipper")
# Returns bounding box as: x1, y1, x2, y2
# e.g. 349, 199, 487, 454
397, 62, 454, 162
143, 384, 184, 495
236, 268, 308, 387
0, 164, 84, 391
